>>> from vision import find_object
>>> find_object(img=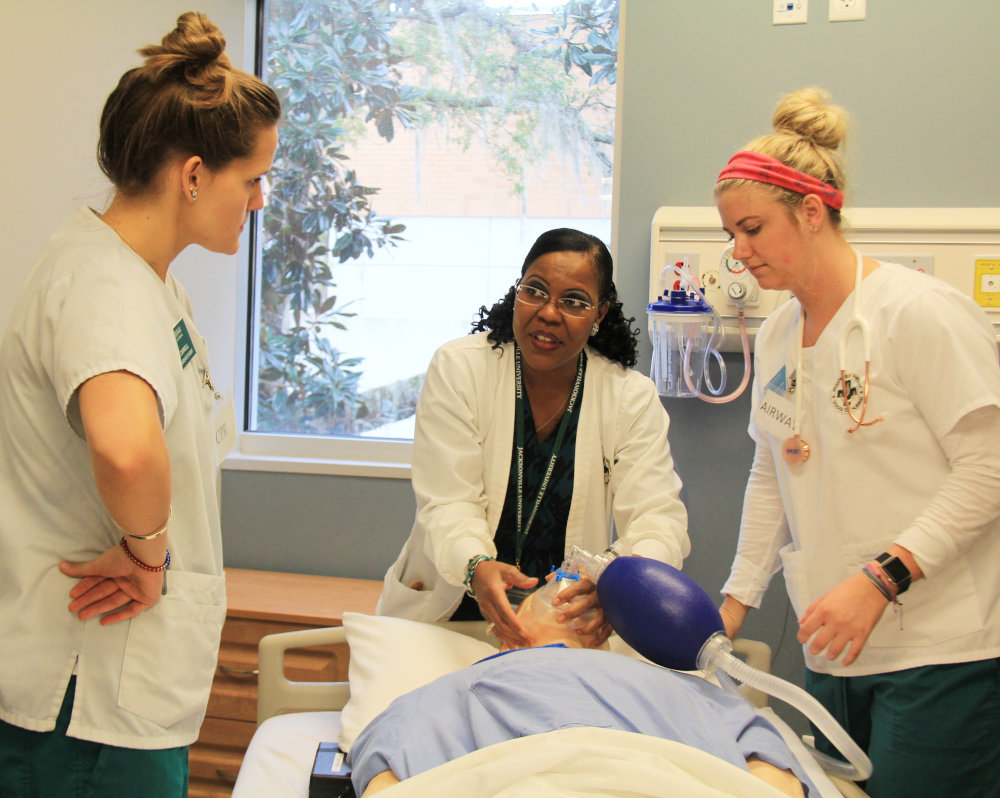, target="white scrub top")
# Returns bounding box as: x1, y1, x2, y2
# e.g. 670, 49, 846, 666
0, 207, 226, 748
727, 261, 1000, 676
